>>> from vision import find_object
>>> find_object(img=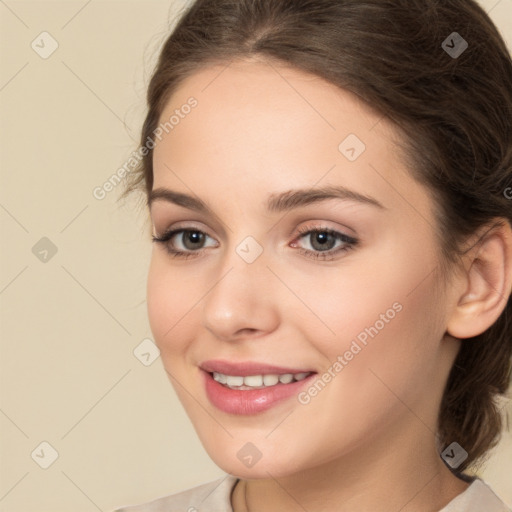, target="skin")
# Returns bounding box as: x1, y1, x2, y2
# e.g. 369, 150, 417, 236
147, 58, 512, 511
